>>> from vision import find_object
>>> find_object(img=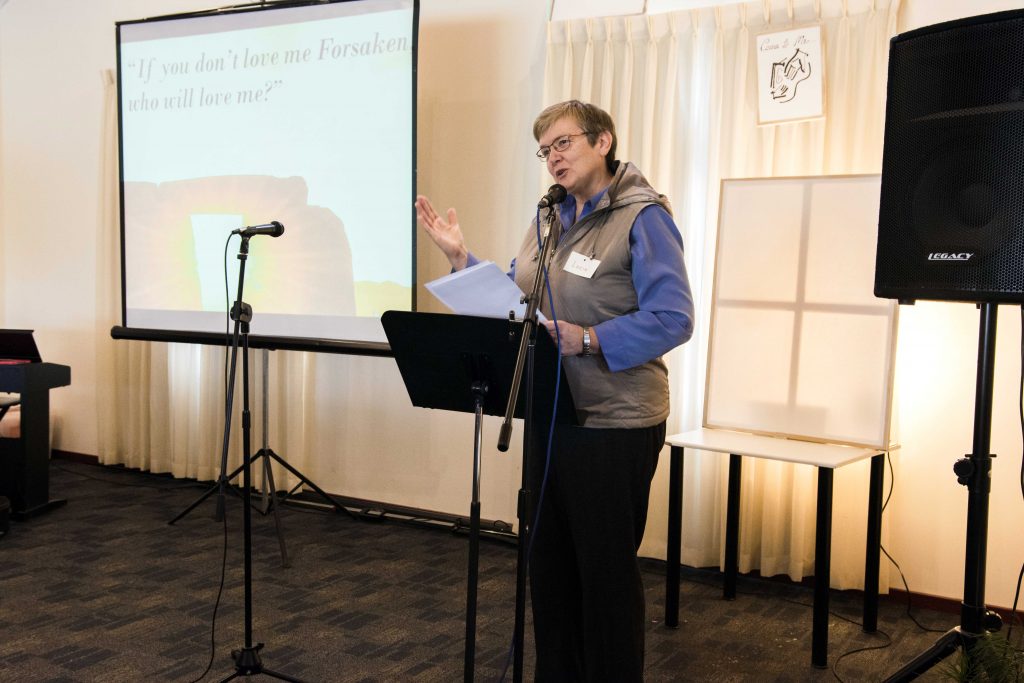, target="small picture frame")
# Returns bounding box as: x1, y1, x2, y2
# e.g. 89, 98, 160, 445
755, 24, 826, 125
